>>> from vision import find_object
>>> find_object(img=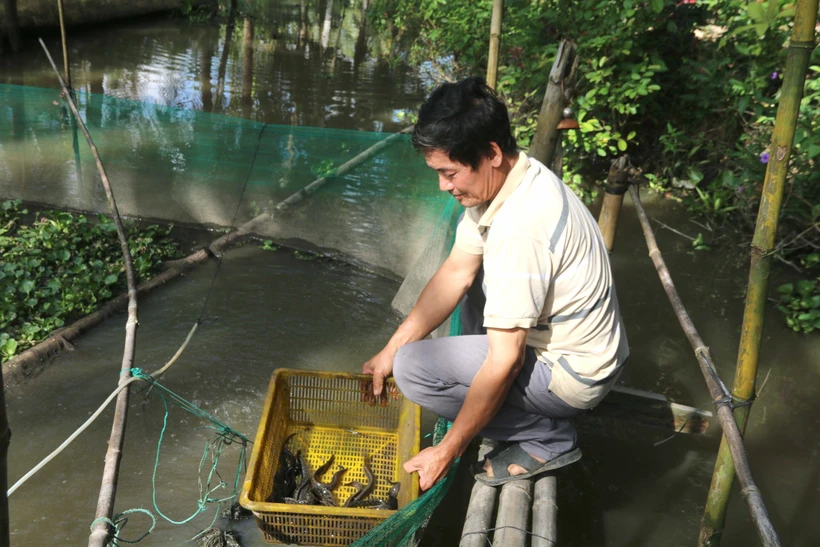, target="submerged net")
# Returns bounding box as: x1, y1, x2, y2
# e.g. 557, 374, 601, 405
0, 83, 463, 544
0, 84, 454, 282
